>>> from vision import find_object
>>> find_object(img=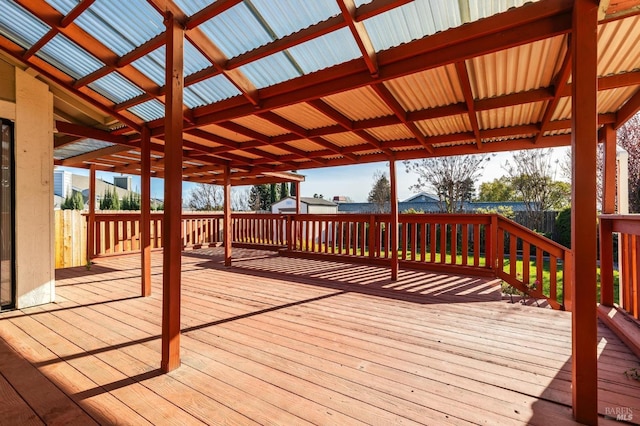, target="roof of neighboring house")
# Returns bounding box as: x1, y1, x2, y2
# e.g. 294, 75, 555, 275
300, 197, 338, 207
338, 200, 534, 213
402, 192, 439, 203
